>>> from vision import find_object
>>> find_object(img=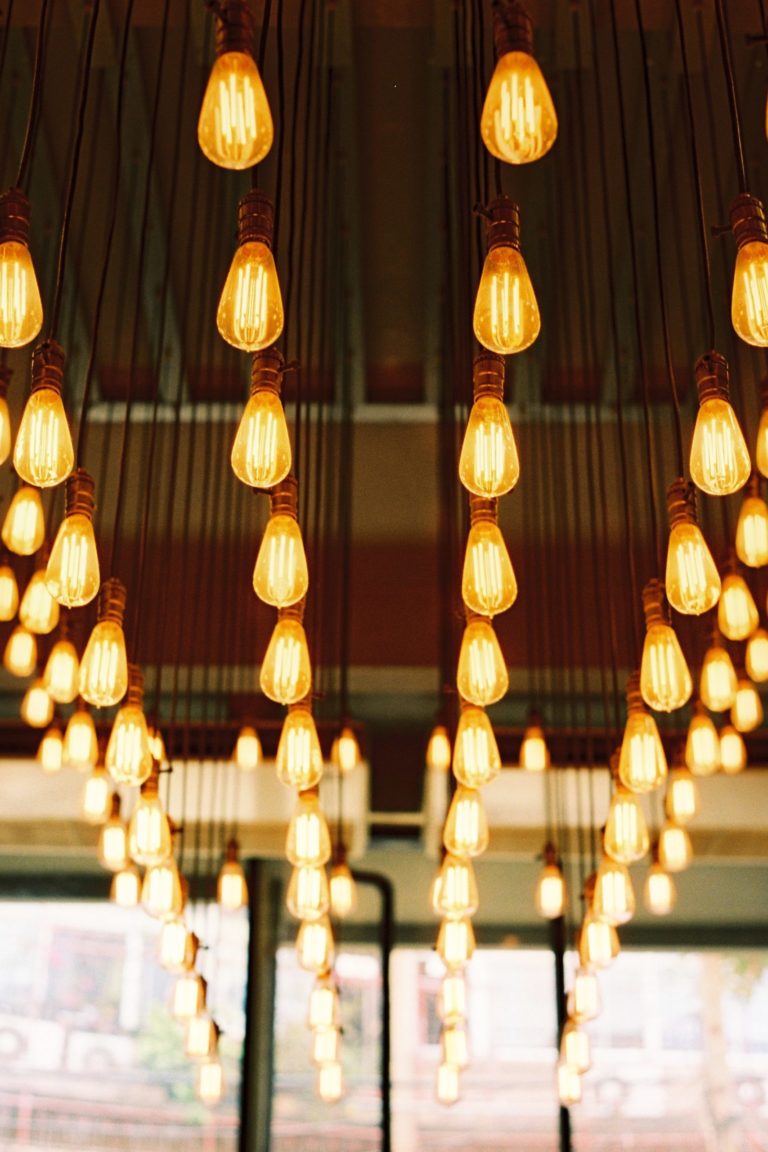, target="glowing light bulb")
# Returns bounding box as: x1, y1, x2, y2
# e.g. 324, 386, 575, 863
443, 785, 489, 858
433, 854, 479, 920
312, 1024, 340, 1067
459, 353, 519, 498
317, 1060, 343, 1104
561, 1019, 591, 1075
197, 1, 272, 169
0, 562, 18, 620
286, 864, 330, 921
285, 789, 331, 867
436, 1061, 460, 1106
1, 485, 44, 555
81, 765, 112, 824
618, 673, 667, 793
79, 578, 128, 707
731, 677, 763, 733
747, 628, 768, 682
603, 781, 649, 864
45, 469, 100, 607
159, 920, 199, 974
567, 967, 601, 1023
142, 856, 184, 920
658, 820, 692, 873
3, 624, 36, 677
218, 192, 283, 352
699, 642, 737, 711
426, 724, 452, 772
592, 857, 635, 927
685, 705, 720, 777
665, 767, 699, 825
308, 975, 339, 1031
473, 197, 540, 354
729, 193, 768, 346
253, 475, 308, 606
461, 495, 517, 617
718, 571, 759, 641
329, 858, 357, 919
98, 795, 128, 871
233, 368, 291, 498
519, 716, 550, 771
480, 2, 557, 163
688, 352, 750, 496
0, 367, 11, 464
643, 861, 676, 916
558, 1061, 582, 1107
720, 724, 747, 774
111, 864, 141, 908
535, 848, 566, 919
758, 385, 768, 477
19, 568, 59, 634
218, 839, 248, 910
736, 490, 768, 568
148, 727, 165, 764
37, 723, 63, 773
172, 972, 207, 1021
128, 772, 172, 866
63, 706, 97, 770
441, 1025, 469, 1070
186, 1014, 218, 1061
0, 188, 43, 347
436, 916, 476, 971
43, 637, 79, 704
106, 665, 153, 786
296, 915, 335, 974
665, 479, 720, 615
456, 612, 508, 706
639, 579, 692, 712
453, 702, 500, 787
438, 974, 466, 1027
20, 678, 53, 728
197, 1060, 224, 1106
13, 340, 74, 488
335, 726, 360, 774
234, 724, 261, 770
578, 909, 619, 970
276, 701, 323, 789
259, 603, 312, 705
